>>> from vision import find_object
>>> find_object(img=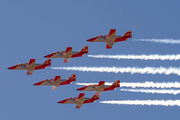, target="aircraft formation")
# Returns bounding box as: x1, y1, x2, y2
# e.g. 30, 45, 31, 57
7, 29, 131, 108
